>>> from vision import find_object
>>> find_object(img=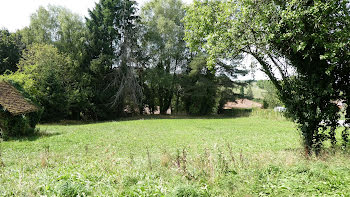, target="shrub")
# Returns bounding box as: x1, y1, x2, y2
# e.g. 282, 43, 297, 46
0, 110, 41, 140
0, 81, 42, 140
2, 44, 74, 121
